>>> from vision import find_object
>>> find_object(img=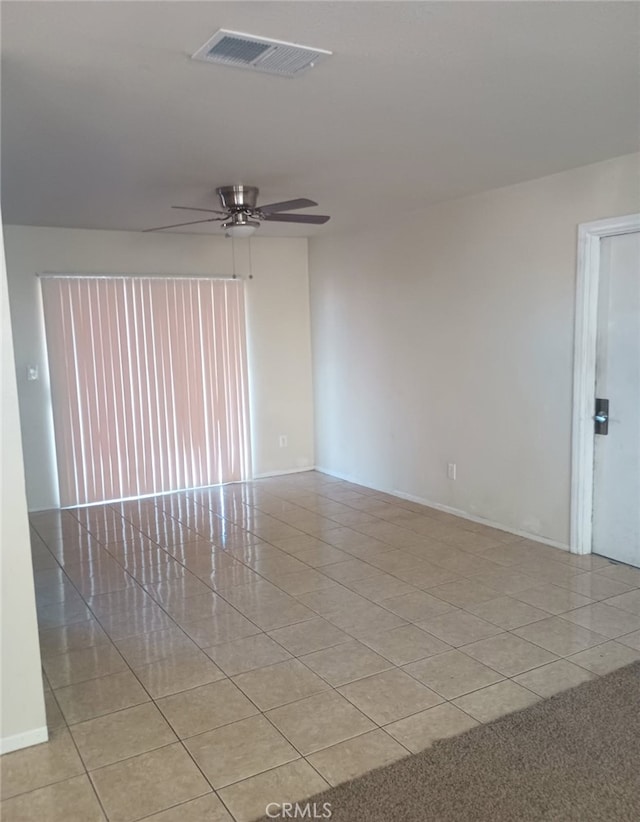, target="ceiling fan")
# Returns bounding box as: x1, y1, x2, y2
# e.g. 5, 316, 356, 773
144, 185, 330, 237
